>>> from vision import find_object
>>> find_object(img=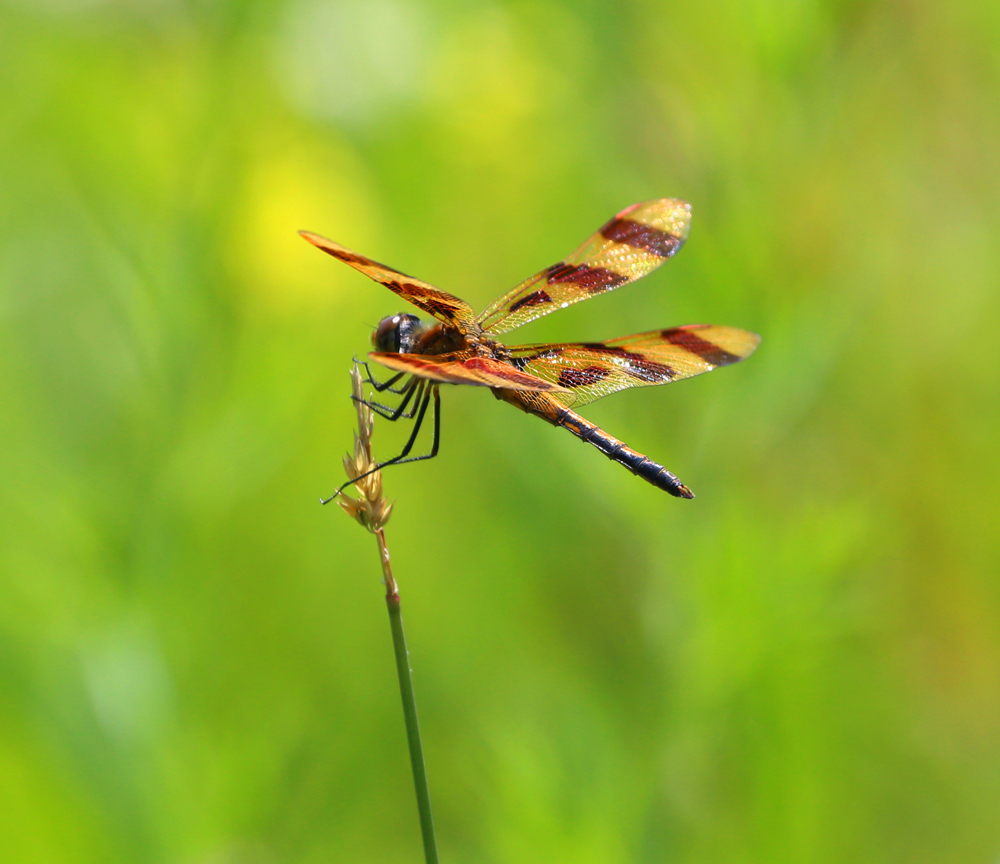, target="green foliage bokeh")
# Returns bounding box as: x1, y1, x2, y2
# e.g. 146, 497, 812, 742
1, 0, 998, 861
